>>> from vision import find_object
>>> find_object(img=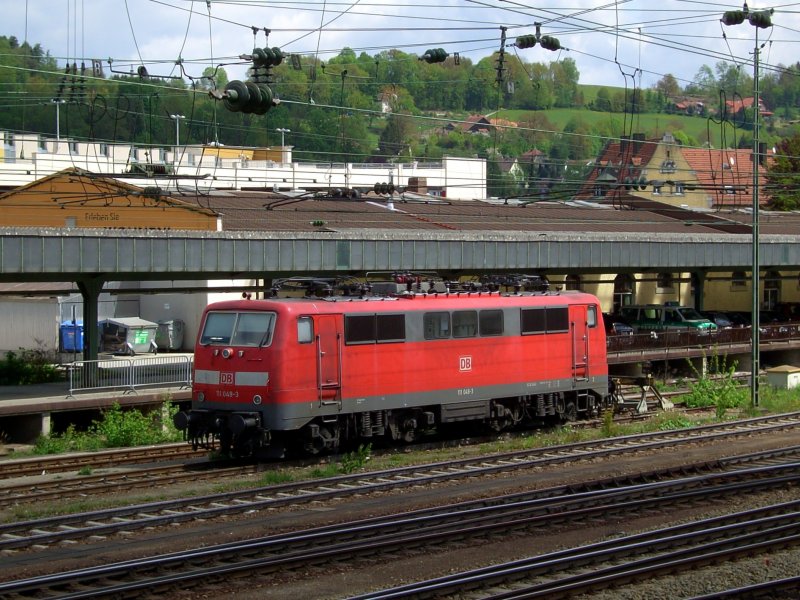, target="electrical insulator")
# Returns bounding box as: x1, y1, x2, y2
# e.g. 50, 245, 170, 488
539, 35, 561, 52
252, 46, 284, 68
219, 80, 278, 114
515, 35, 537, 49
637, 176, 648, 190
373, 182, 396, 194
748, 10, 773, 29
420, 48, 448, 63
721, 10, 746, 26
